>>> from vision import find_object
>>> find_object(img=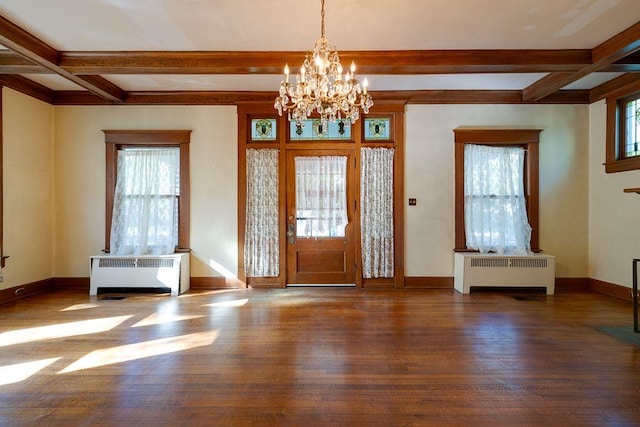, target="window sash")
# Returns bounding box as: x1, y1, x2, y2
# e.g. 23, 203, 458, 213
463, 144, 531, 254
620, 94, 640, 159
110, 147, 180, 255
